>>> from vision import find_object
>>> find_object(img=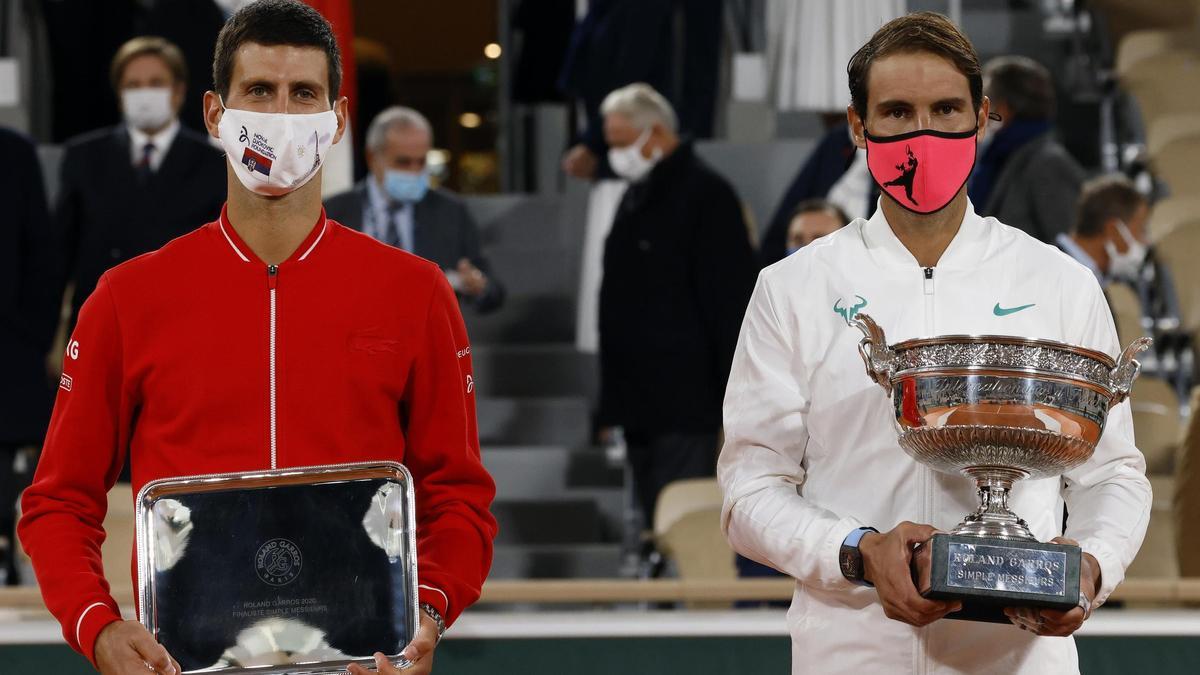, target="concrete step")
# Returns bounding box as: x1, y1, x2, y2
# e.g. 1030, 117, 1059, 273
463, 294, 576, 344
492, 498, 619, 546
471, 345, 597, 399
489, 543, 623, 579
481, 445, 623, 494
477, 396, 590, 446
